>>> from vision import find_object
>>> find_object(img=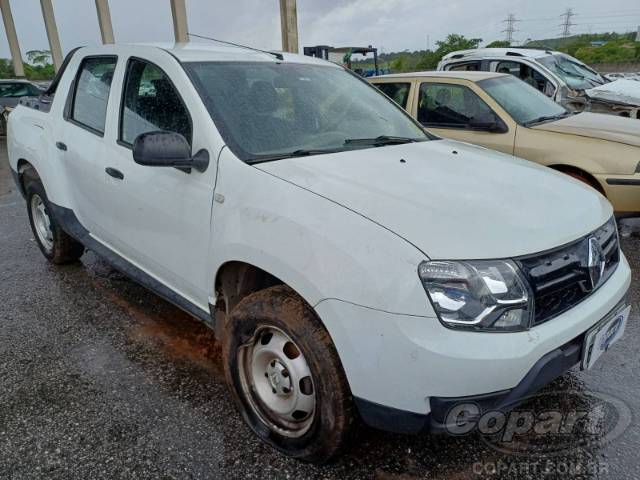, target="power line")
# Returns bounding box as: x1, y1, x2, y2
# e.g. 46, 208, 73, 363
502, 14, 519, 43
560, 8, 577, 37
